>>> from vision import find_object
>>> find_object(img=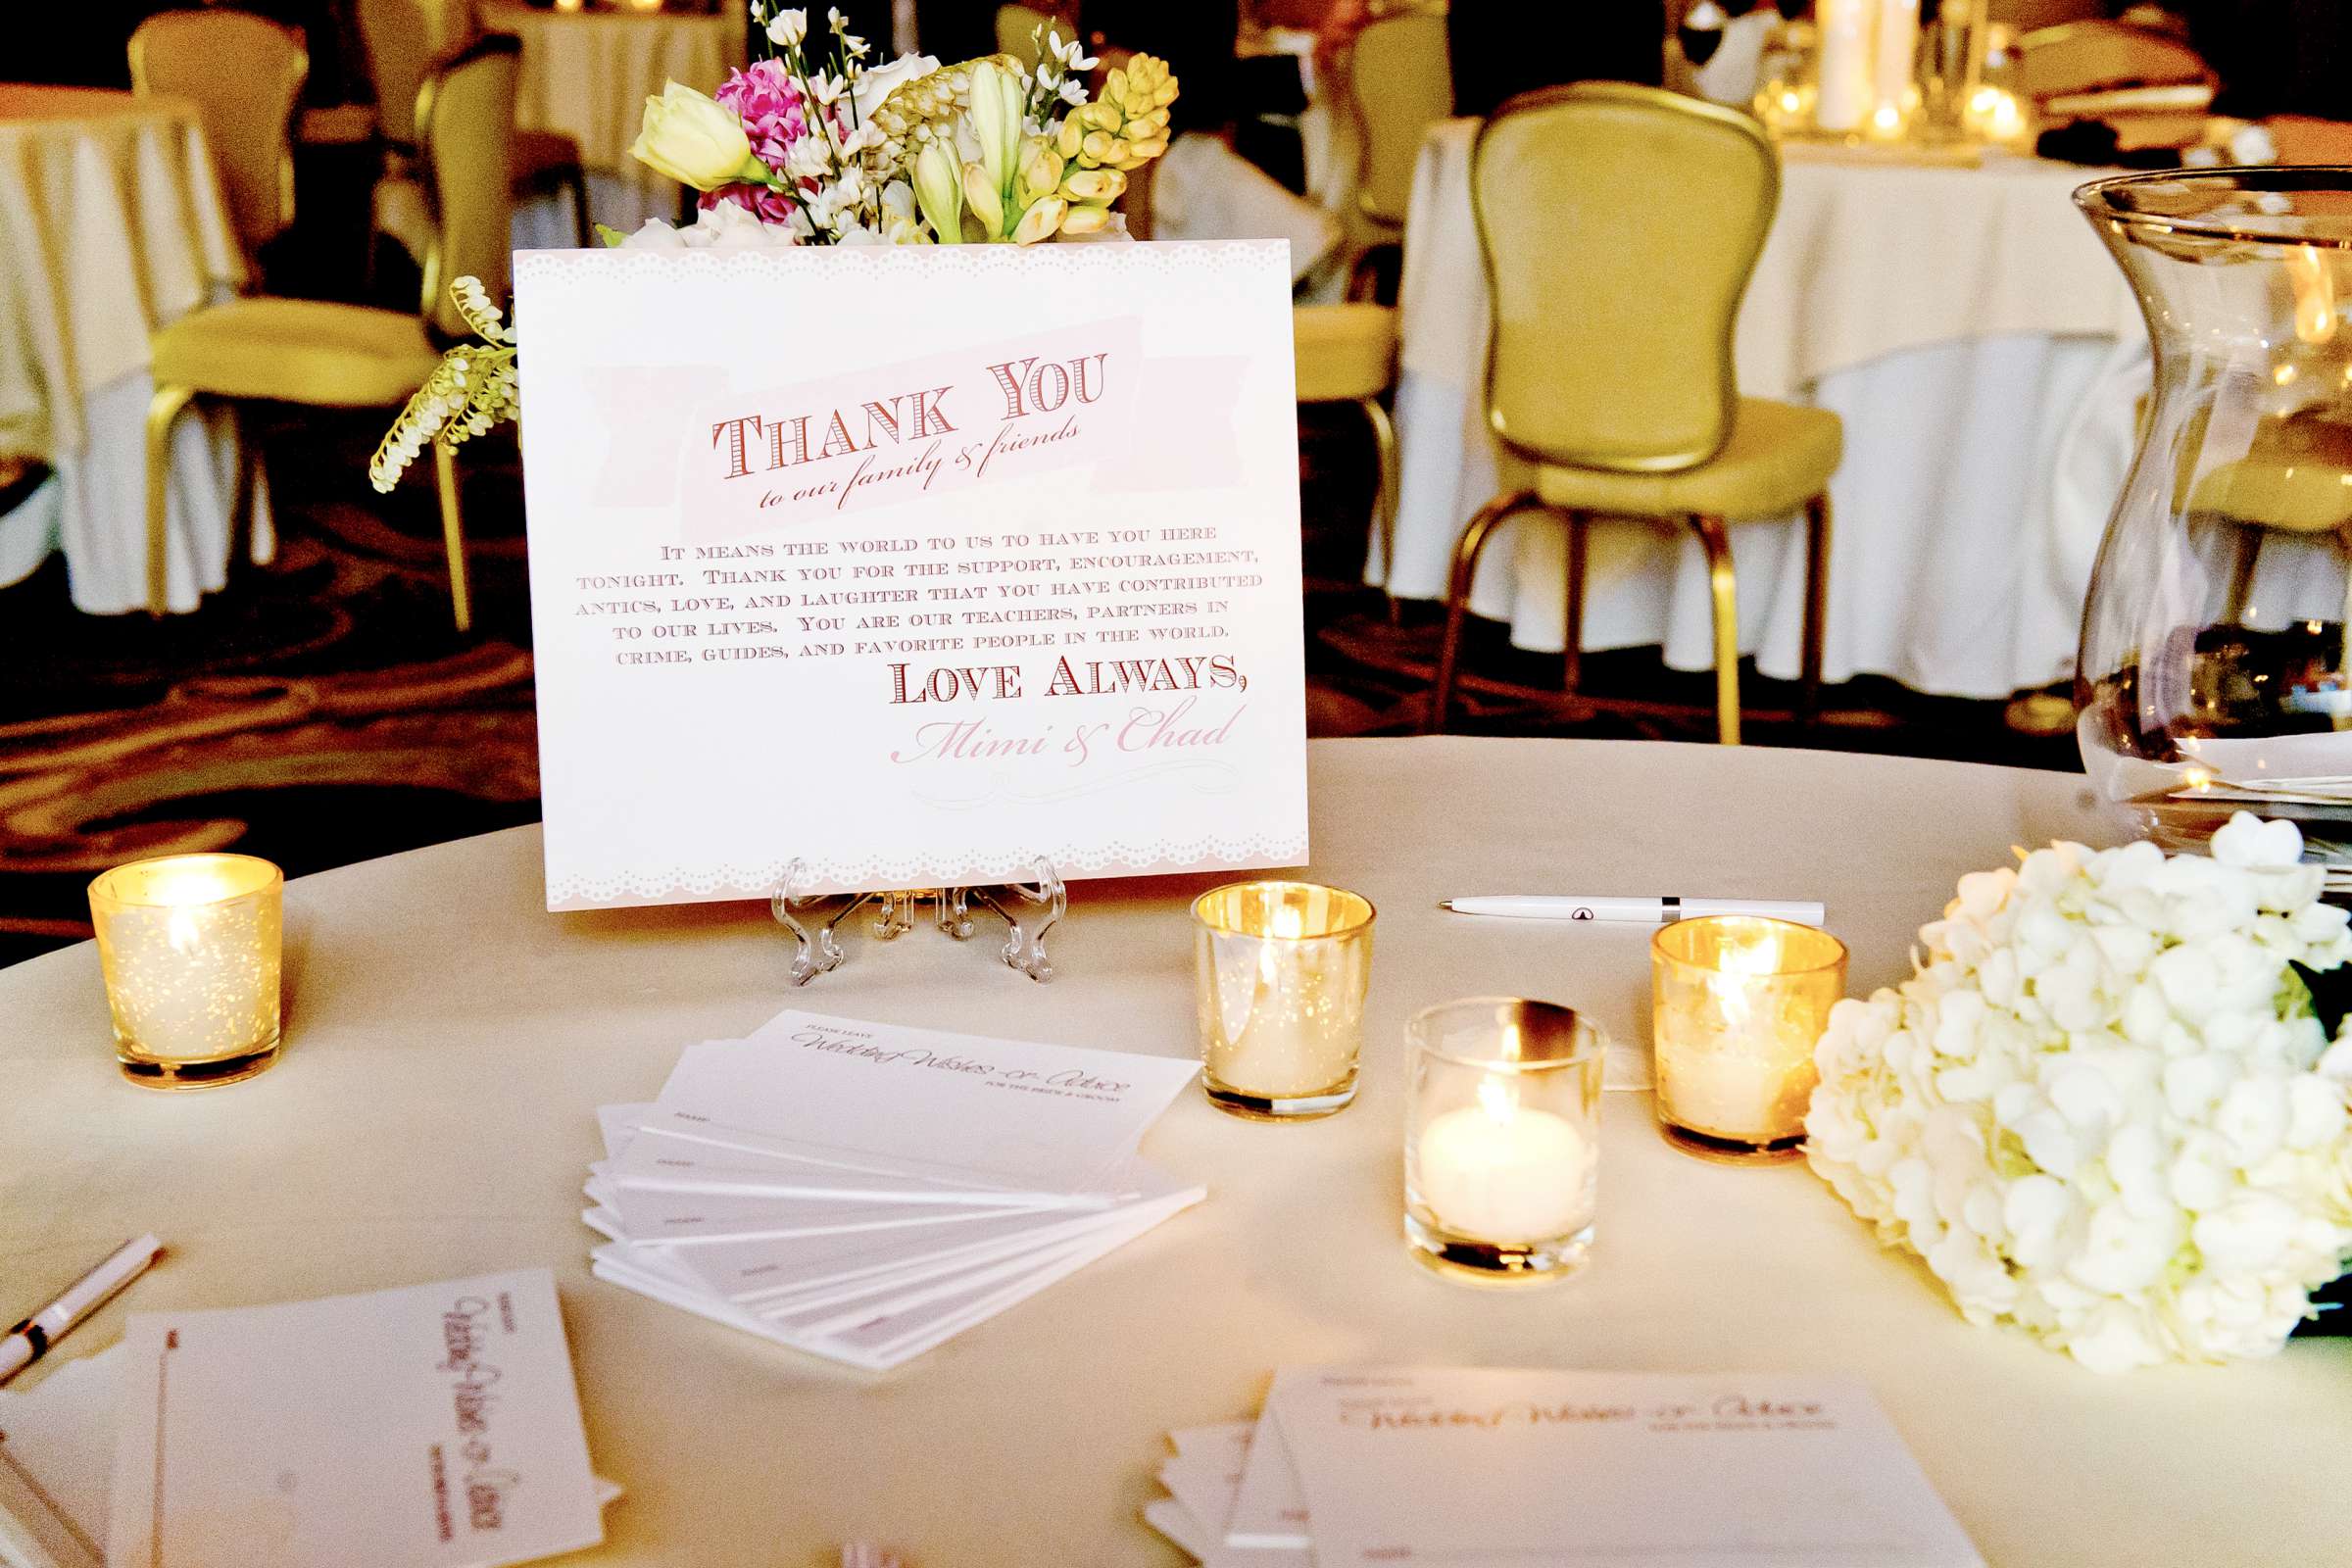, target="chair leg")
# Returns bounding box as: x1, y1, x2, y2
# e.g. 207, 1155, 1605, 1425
1688, 513, 1741, 746
144, 384, 199, 616
1357, 395, 1400, 624
1430, 490, 1543, 734
1799, 491, 1832, 727
565, 165, 592, 248
434, 441, 471, 632
1561, 510, 1589, 695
